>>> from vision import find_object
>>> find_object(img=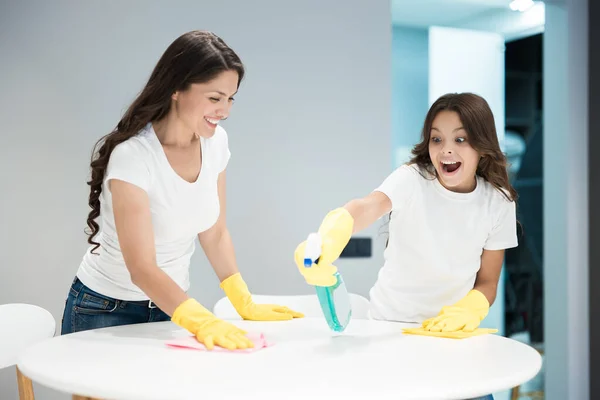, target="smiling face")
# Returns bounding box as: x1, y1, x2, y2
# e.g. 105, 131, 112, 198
172, 69, 239, 138
428, 110, 481, 193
